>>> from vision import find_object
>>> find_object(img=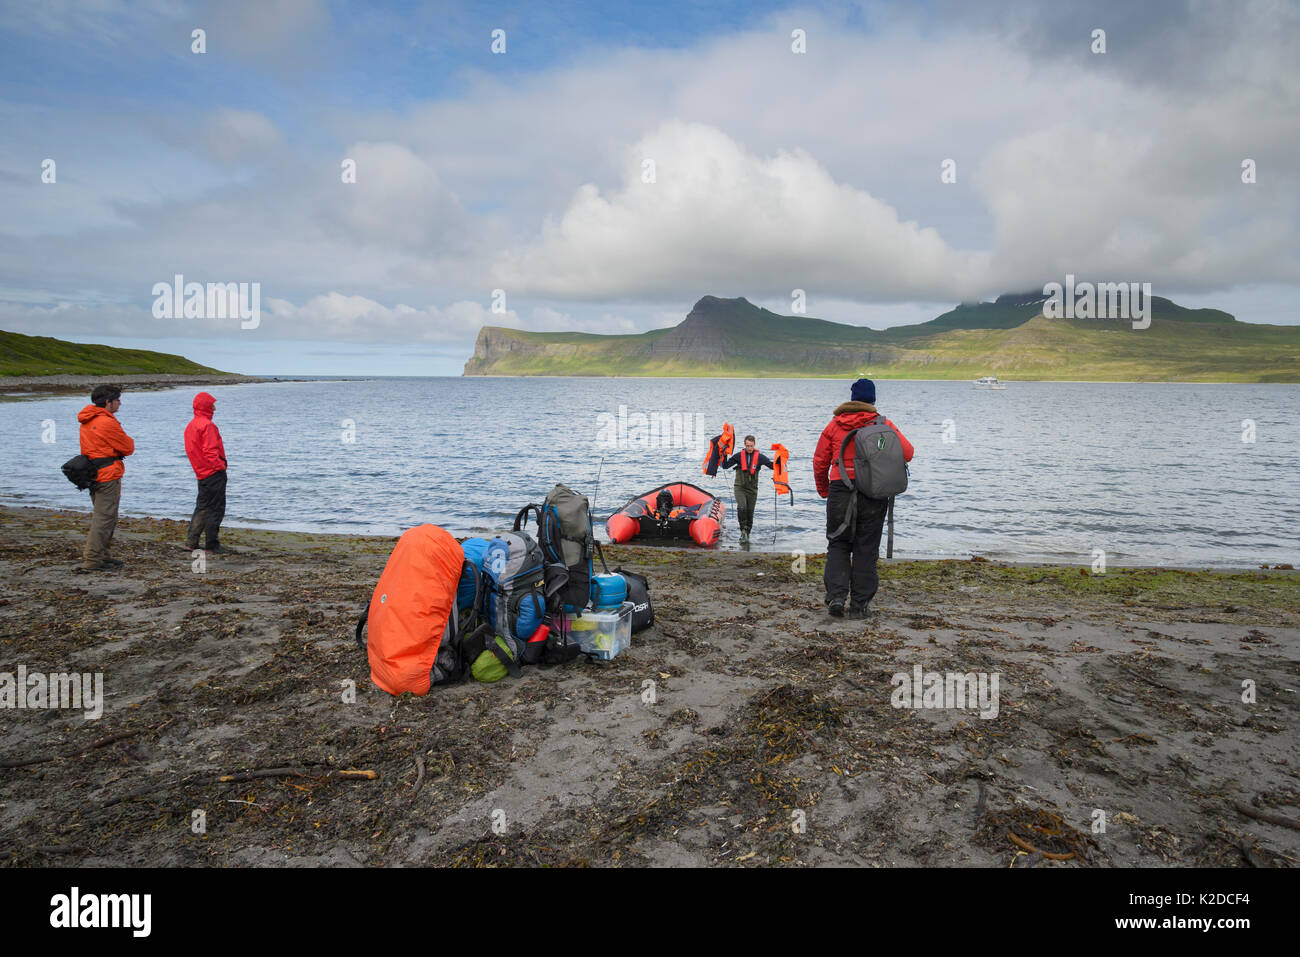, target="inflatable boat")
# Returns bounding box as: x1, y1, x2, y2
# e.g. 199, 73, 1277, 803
606, 482, 725, 547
